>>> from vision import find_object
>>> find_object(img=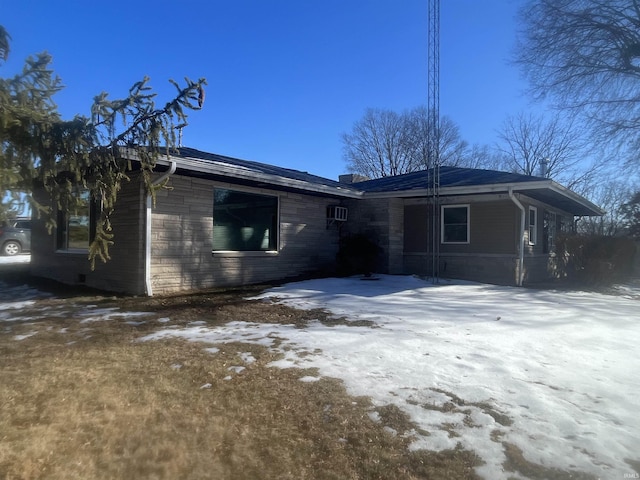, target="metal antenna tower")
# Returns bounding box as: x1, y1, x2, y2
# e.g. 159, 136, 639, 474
428, 0, 441, 282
